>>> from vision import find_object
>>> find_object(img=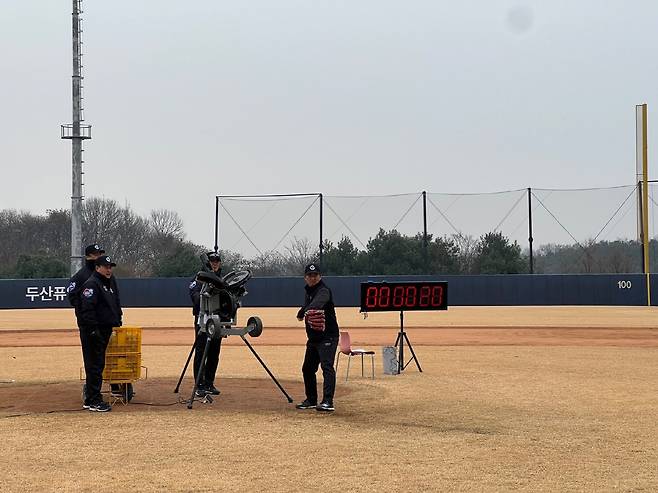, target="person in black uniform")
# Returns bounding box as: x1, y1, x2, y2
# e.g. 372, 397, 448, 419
189, 251, 223, 397
67, 243, 105, 321
67, 244, 122, 400
79, 255, 123, 412
295, 263, 339, 413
